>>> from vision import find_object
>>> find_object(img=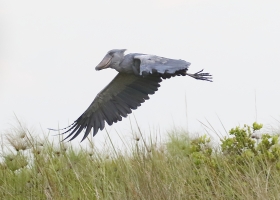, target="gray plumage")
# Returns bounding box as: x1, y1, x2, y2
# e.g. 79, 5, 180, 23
50, 49, 212, 141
